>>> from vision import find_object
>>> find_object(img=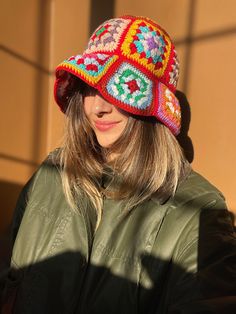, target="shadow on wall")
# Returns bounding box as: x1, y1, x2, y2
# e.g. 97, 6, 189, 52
176, 90, 194, 163
175, 91, 236, 223
0, 0, 50, 272
89, 0, 115, 35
